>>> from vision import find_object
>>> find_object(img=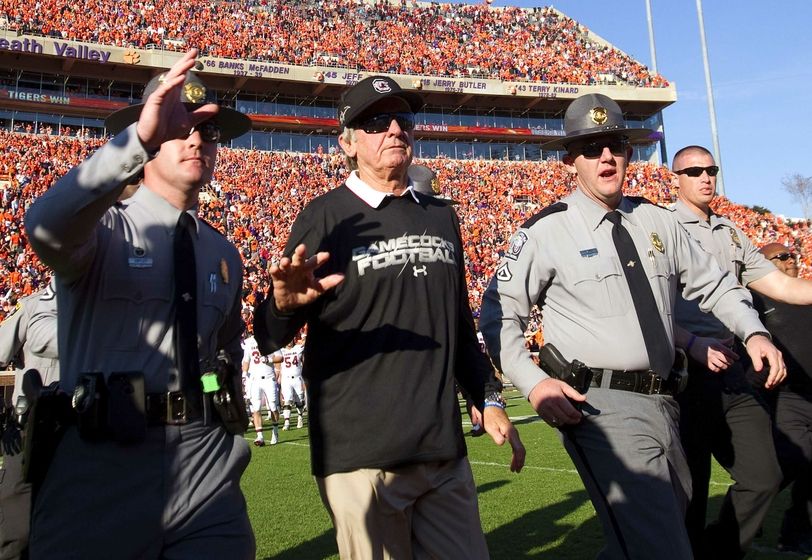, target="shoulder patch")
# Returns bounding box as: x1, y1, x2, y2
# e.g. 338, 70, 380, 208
521, 202, 568, 229
505, 231, 528, 261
